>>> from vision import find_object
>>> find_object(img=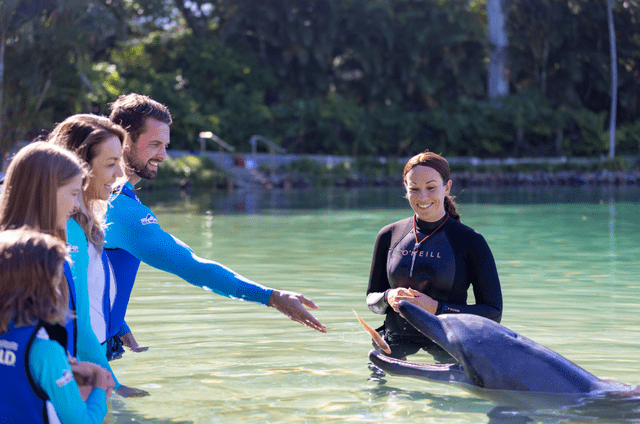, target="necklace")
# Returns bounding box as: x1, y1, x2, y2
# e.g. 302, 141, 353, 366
409, 214, 448, 277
